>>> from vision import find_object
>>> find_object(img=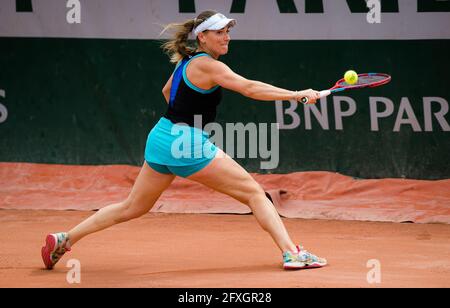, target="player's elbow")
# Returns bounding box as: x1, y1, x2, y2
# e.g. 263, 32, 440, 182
162, 88, 170, 103
241, 81, 257, 98
162, 88, 170, 97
